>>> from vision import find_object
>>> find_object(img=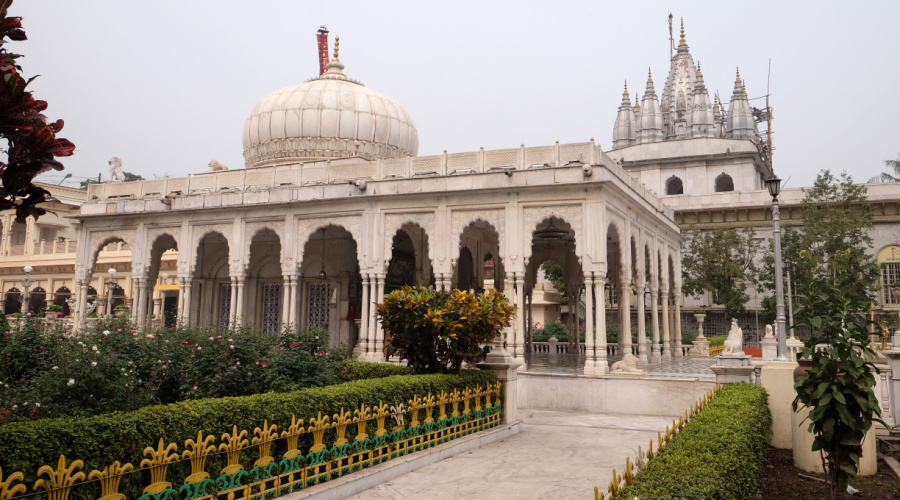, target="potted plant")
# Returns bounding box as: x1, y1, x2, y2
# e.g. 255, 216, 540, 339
891, 281, 900, 299
45, 304, 63, 319
114, 303, 130, 317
